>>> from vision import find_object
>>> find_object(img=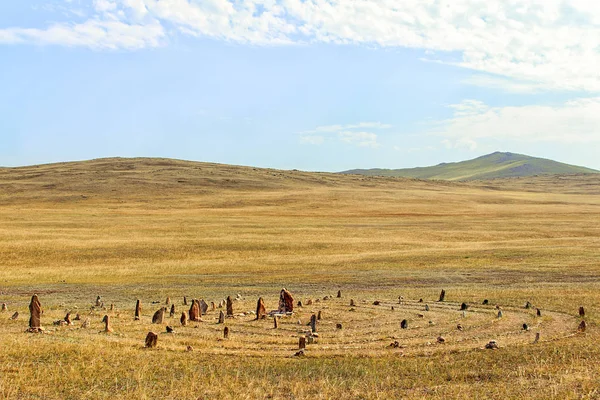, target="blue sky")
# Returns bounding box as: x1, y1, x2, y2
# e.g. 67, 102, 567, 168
2, 1, 600, 171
